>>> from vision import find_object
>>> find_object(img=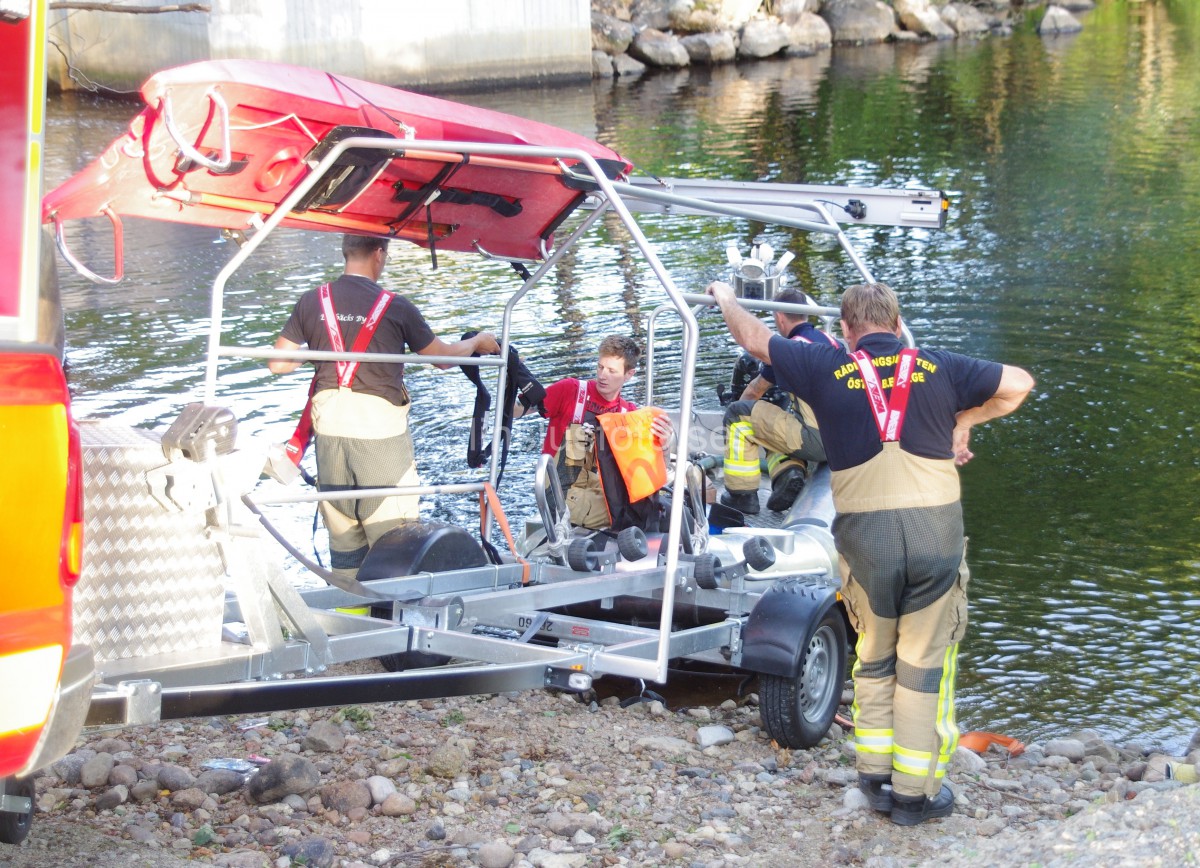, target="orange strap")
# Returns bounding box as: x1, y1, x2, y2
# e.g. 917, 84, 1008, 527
480, 482, 530, 584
